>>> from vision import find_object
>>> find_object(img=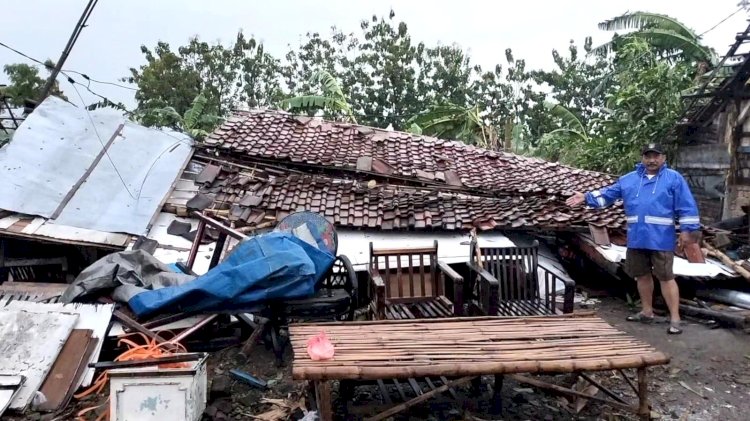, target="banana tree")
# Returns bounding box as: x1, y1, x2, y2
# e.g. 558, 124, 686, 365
279, 70, 356, 123
406, 103, 499, 149
536, 101, 591, 163
139, 93, 223, 139
593, 12, 715, 64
